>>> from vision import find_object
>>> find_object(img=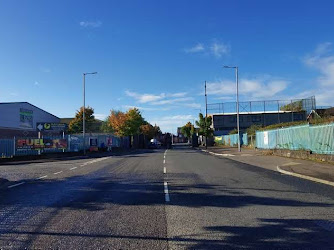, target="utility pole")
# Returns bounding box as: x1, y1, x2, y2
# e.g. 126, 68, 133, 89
235, 67, 241, 152
205, 81, 208, 150
83, 72, 97, 155
223, 66, 241, 152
